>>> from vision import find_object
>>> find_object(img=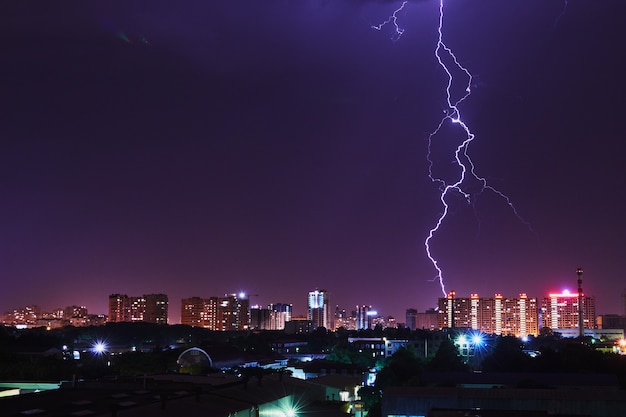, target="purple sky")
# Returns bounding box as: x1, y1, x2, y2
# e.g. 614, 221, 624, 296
2, 1, 625, 323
